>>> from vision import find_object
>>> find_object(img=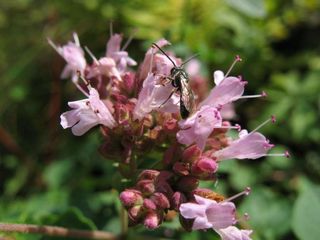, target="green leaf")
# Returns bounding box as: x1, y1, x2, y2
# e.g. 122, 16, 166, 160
43, 159, 74, 189
292, 183, 320, 240
240, 187, 291, 239
225, 0, 266, 18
